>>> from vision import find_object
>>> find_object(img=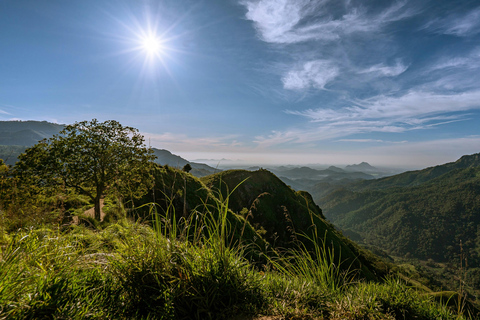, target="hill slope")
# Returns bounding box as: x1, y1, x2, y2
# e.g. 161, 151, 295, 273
319, 153, 480, 266
151, 148, 218, 176
201, 169, 390, 280
0, 121, 64, 146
